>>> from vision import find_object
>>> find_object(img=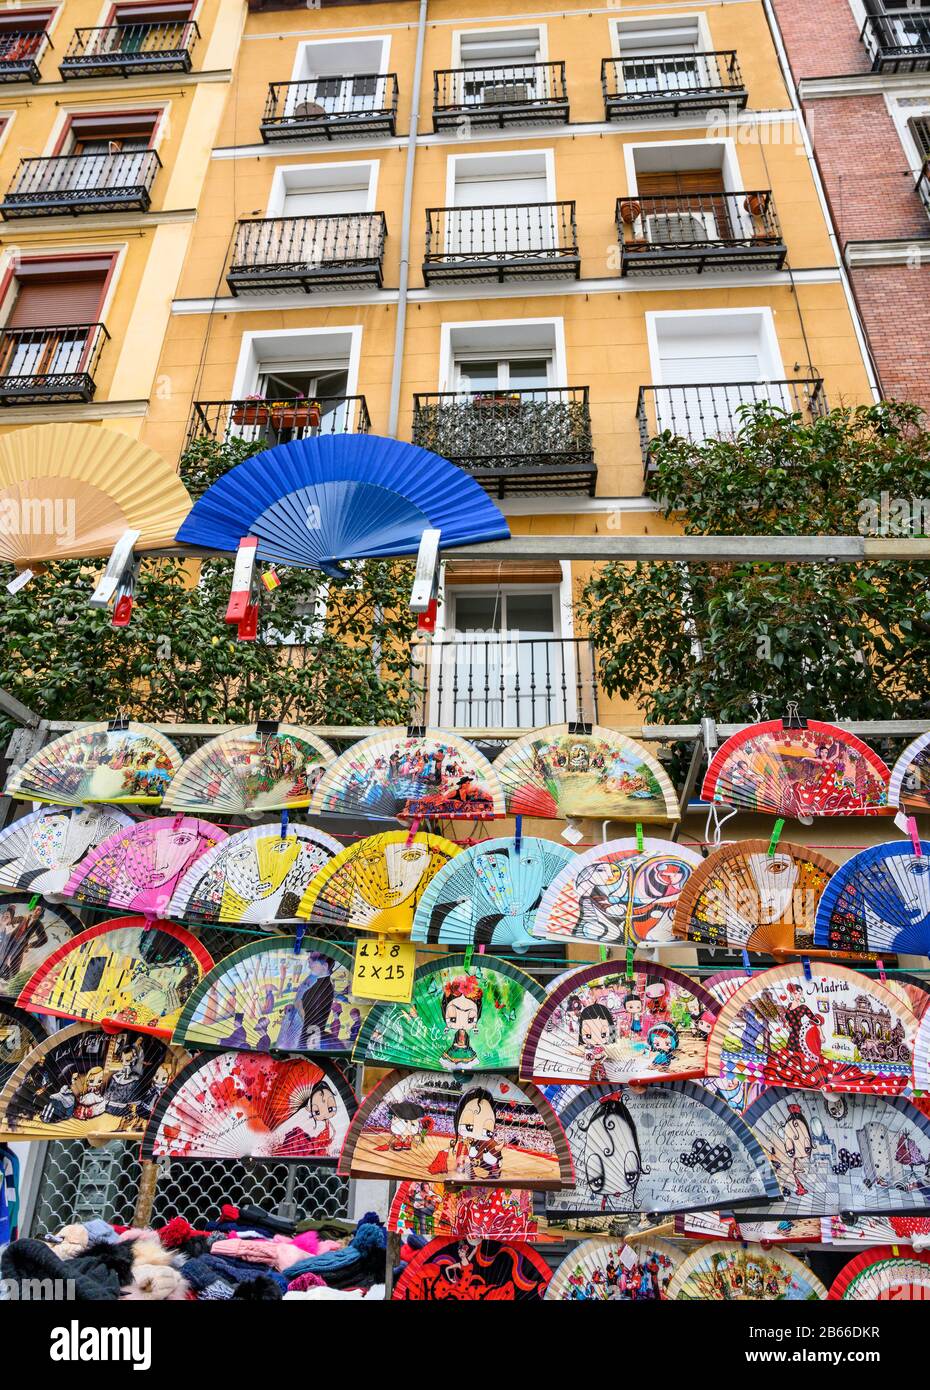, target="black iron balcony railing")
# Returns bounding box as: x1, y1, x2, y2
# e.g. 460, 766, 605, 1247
411, 636, 598, 730
602, 51, 747, 119
59, 21, 199, 78
918, 159, 930, 219
861, 11, 930, 72
432, 62, 569, 131
615, 190, 786, 275
637, 378, 827, 475
0, 151, 161, 219
0, 29, 51, 83
227, 213, 387, 295
412, 387, 595, 496
0, 324, 109, 405
423, 202, 580, 284
260, 74, 398, 141
186, 396, 372, 450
